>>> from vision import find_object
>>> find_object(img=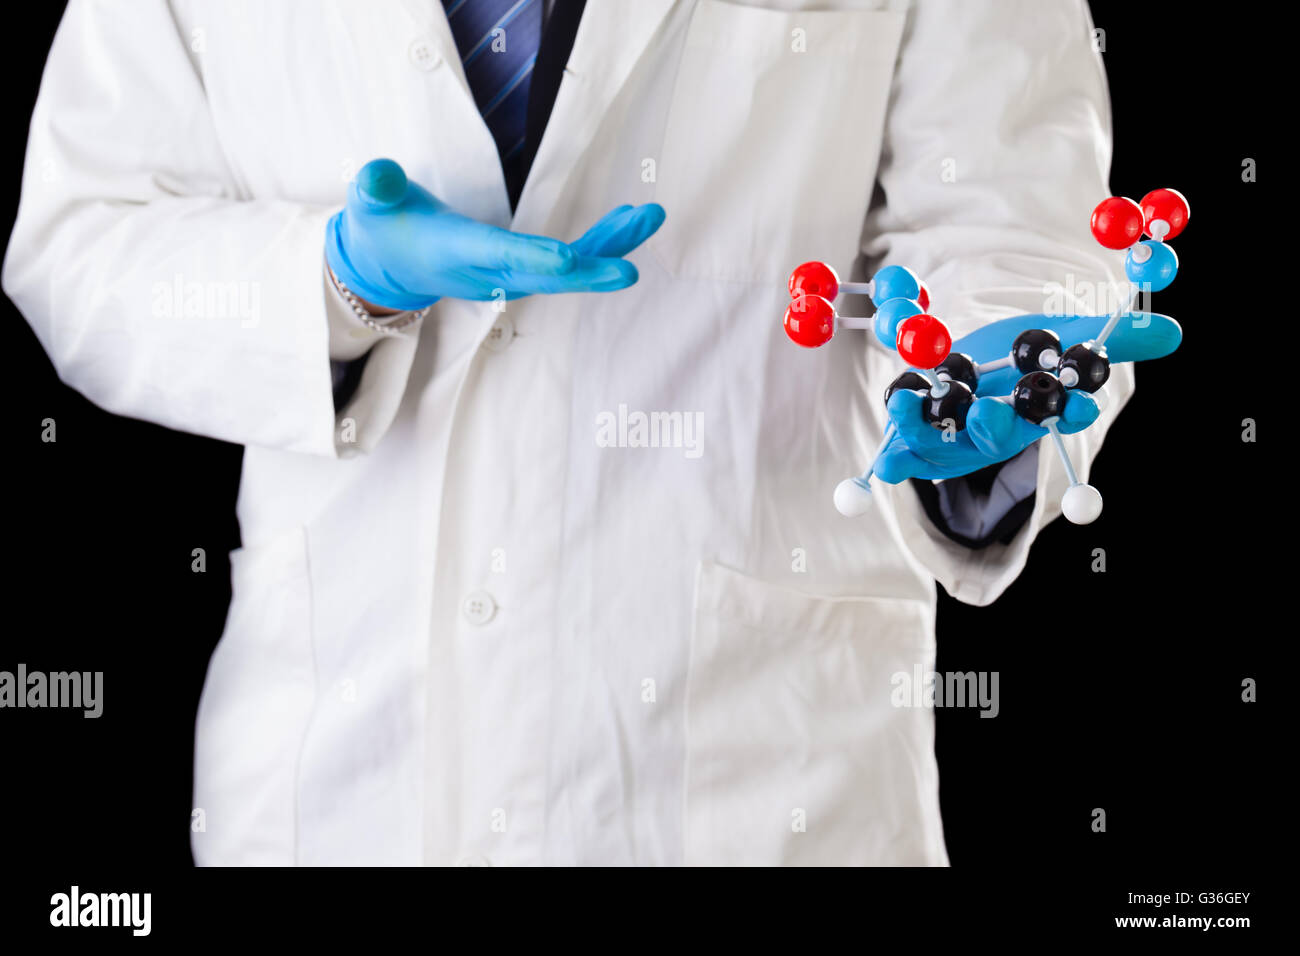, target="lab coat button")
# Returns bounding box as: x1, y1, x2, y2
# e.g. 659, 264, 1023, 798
462, 591, 497, 626
408, 38, 442, 72
480, 314, 514, 352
